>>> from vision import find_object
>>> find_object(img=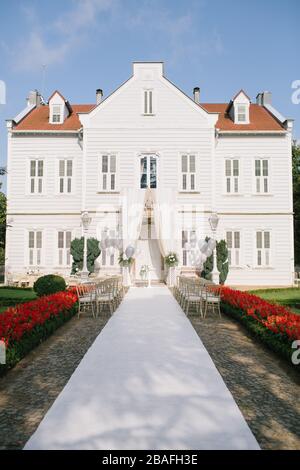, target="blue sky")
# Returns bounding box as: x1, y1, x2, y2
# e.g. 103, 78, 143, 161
0, 0, 299, 192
